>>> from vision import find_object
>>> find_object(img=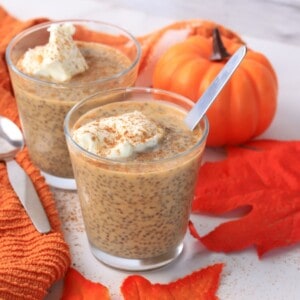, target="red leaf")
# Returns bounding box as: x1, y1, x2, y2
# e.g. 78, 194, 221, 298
191, 140, 300, 257
61, 267, 110, 300
121, 263, 223, 300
